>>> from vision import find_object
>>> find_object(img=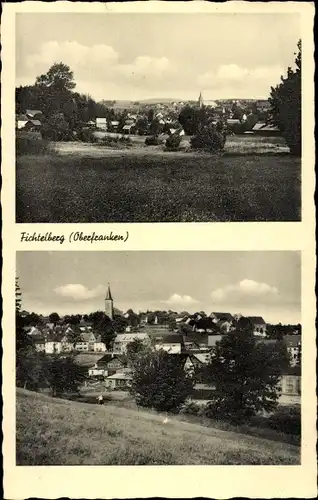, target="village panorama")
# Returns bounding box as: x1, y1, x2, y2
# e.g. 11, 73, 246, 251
15, 12, 301, 223
16, 282, 301, 465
